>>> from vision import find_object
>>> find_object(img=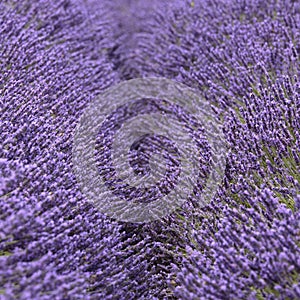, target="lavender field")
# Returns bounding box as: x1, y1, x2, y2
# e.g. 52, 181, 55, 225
1, 0, 300, 299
